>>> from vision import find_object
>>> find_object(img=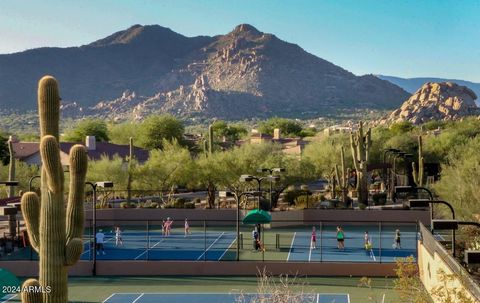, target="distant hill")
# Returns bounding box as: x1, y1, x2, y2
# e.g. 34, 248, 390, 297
0, 24, 409, 120
377, 75, 480, 106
